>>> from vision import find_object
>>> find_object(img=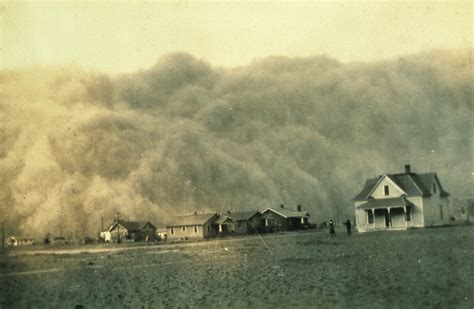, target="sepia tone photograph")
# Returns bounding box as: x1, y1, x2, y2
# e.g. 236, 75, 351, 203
0, 1, 472, 308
